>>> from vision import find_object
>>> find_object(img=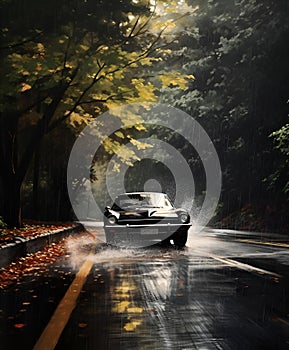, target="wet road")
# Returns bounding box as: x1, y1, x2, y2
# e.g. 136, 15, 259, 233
1, 228, 289, 349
